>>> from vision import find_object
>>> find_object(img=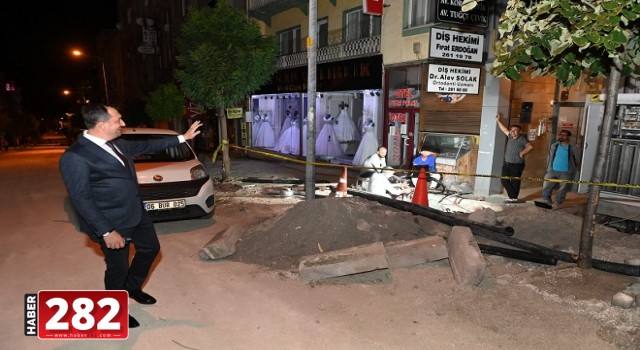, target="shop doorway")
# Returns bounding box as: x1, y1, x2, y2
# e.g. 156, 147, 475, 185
385, 65, 421, 169
385, 110, 417, 168
553, 102, 586, 191
555, 103, 584, 146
